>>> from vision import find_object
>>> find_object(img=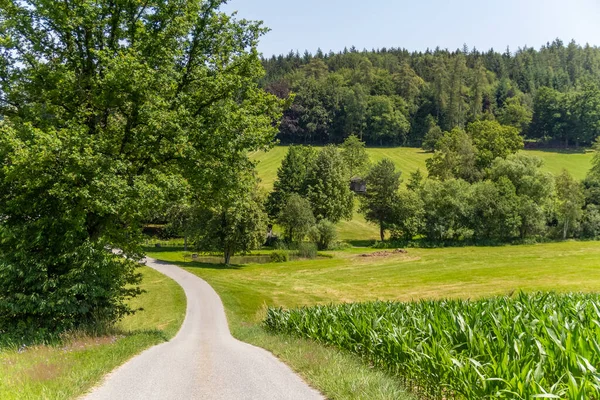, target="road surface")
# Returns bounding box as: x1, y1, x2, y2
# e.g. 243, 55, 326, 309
82, 258, 324, 400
